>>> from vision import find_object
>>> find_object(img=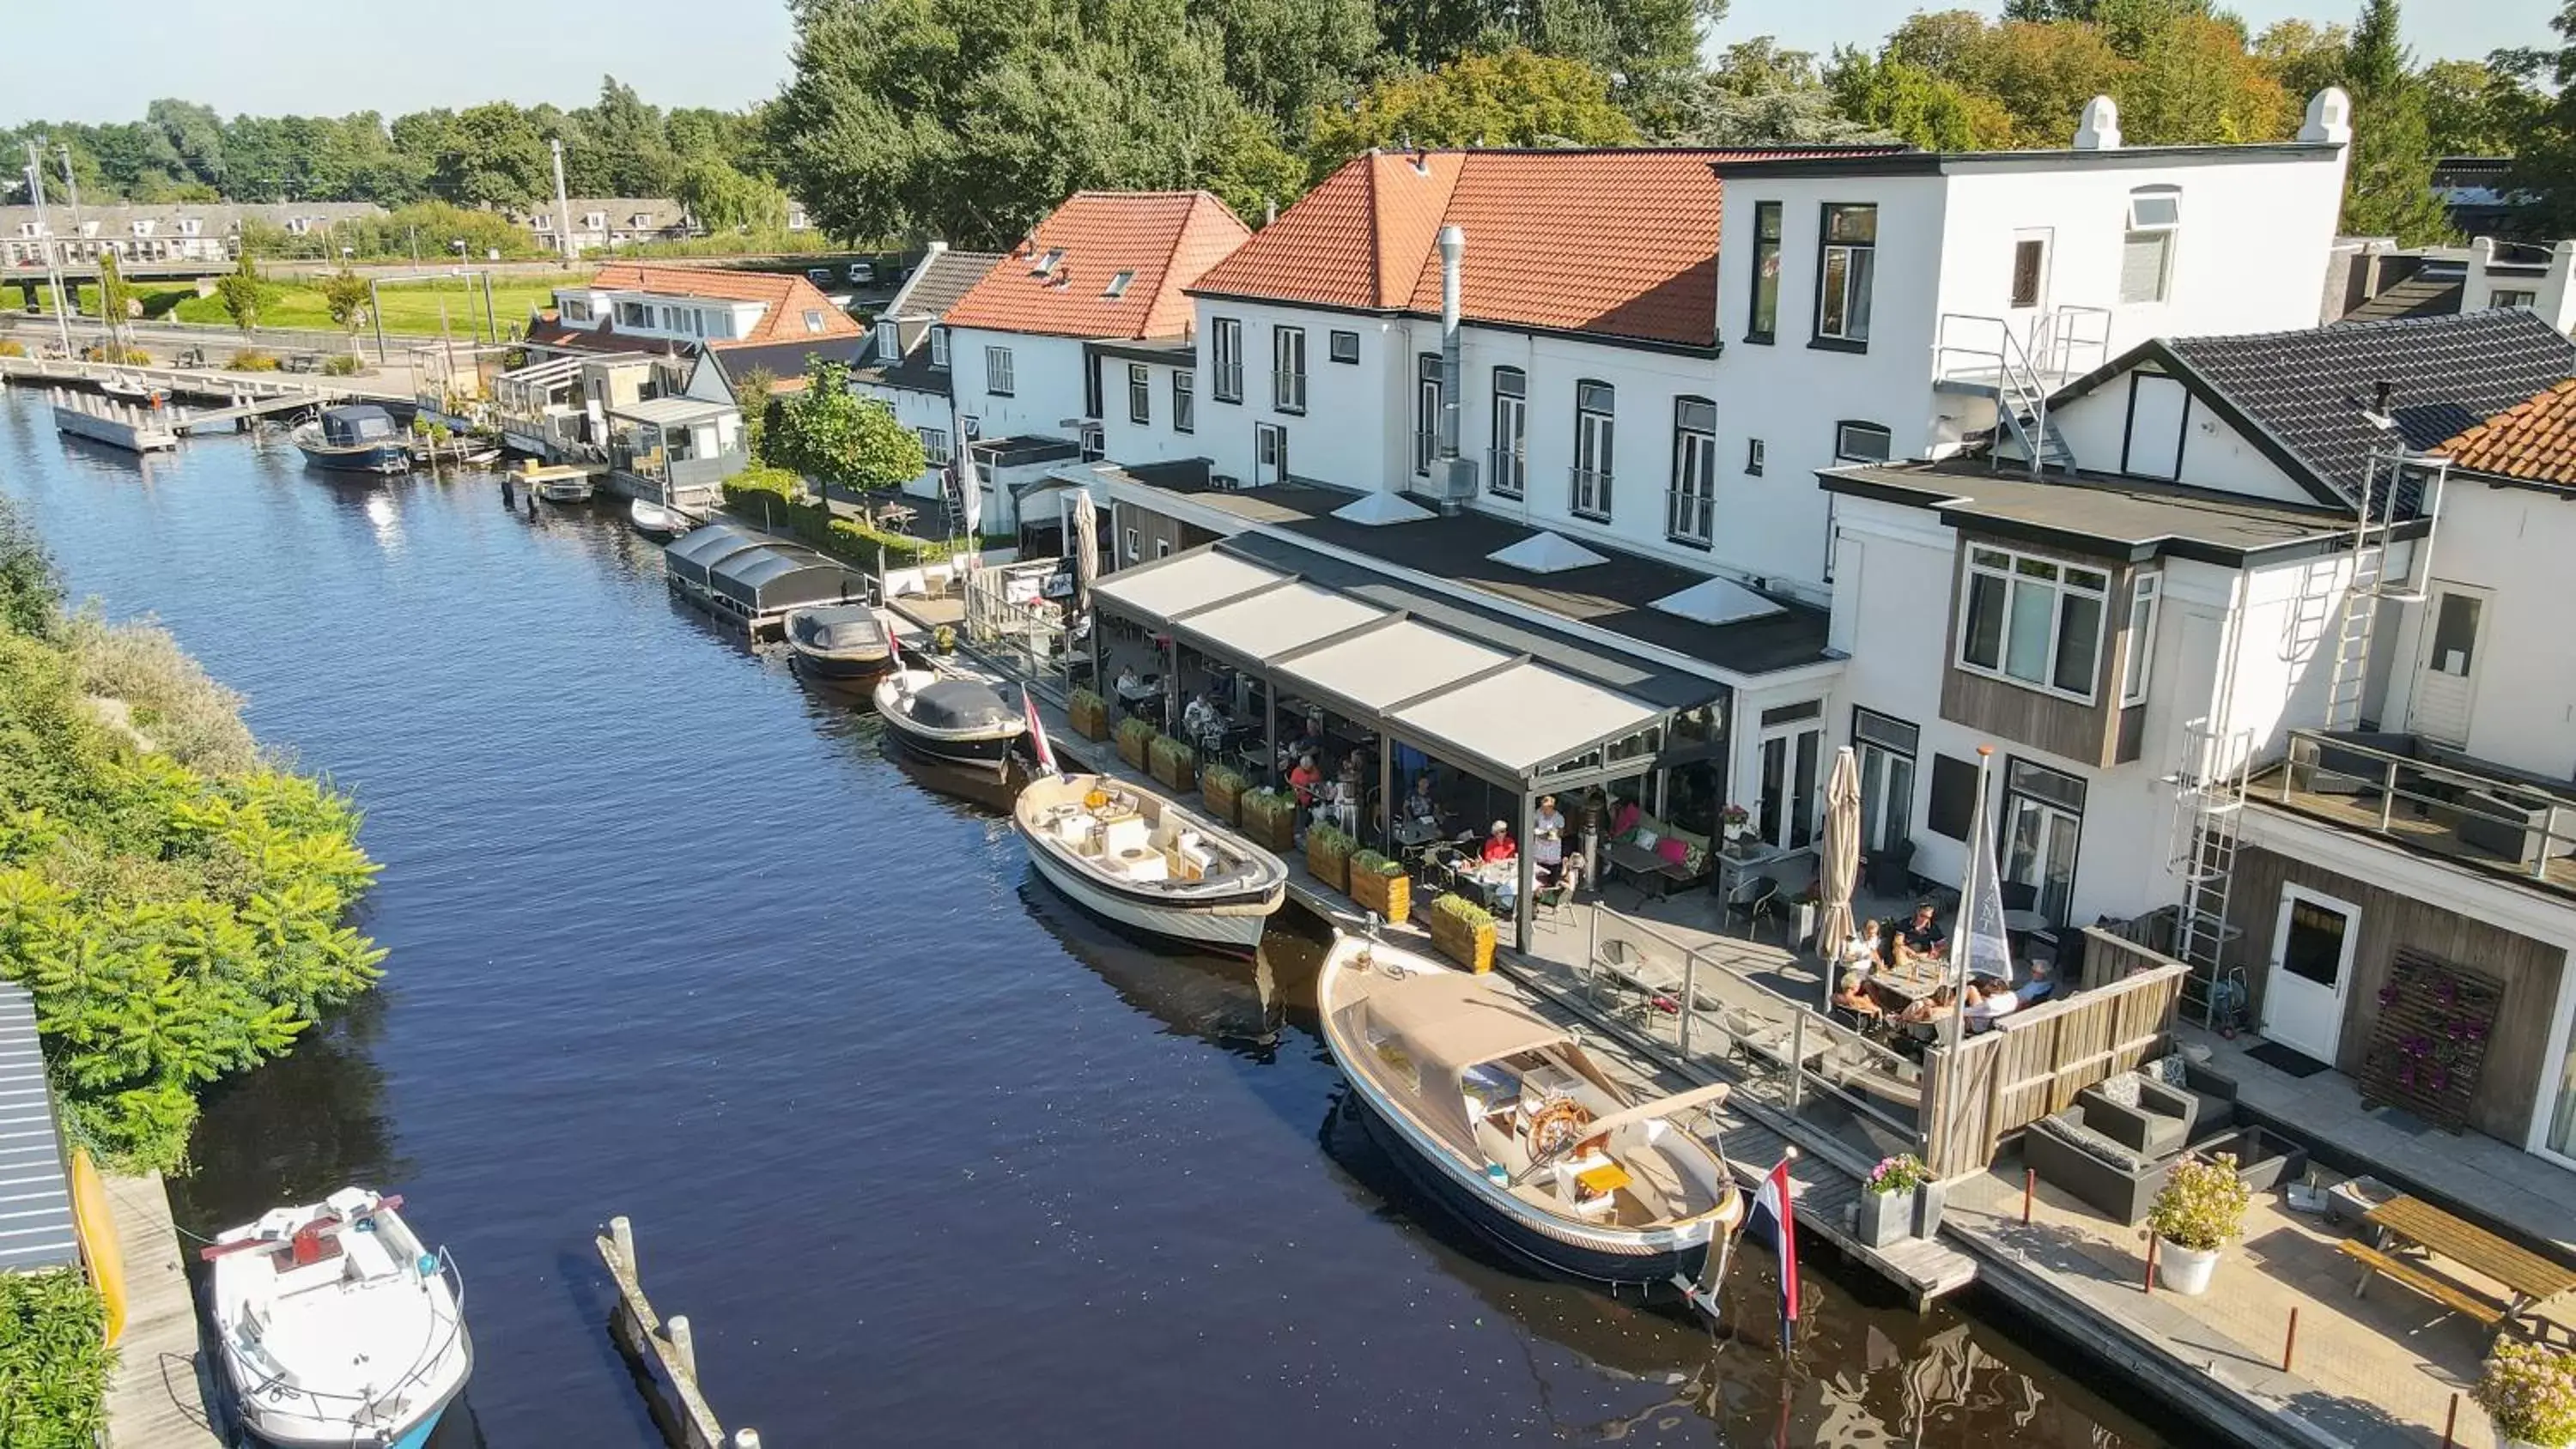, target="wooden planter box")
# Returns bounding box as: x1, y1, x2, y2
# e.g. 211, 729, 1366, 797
1350, 866, 1410, 925
1150, 744, 1196, 792
1430, 906, 1496, 973
1116, 728, 1152, 771
1239, 796, 1297, 853
1306, 837, 1352, 893
1203, 773, 1244, 825
1069, 695, 1109, 741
